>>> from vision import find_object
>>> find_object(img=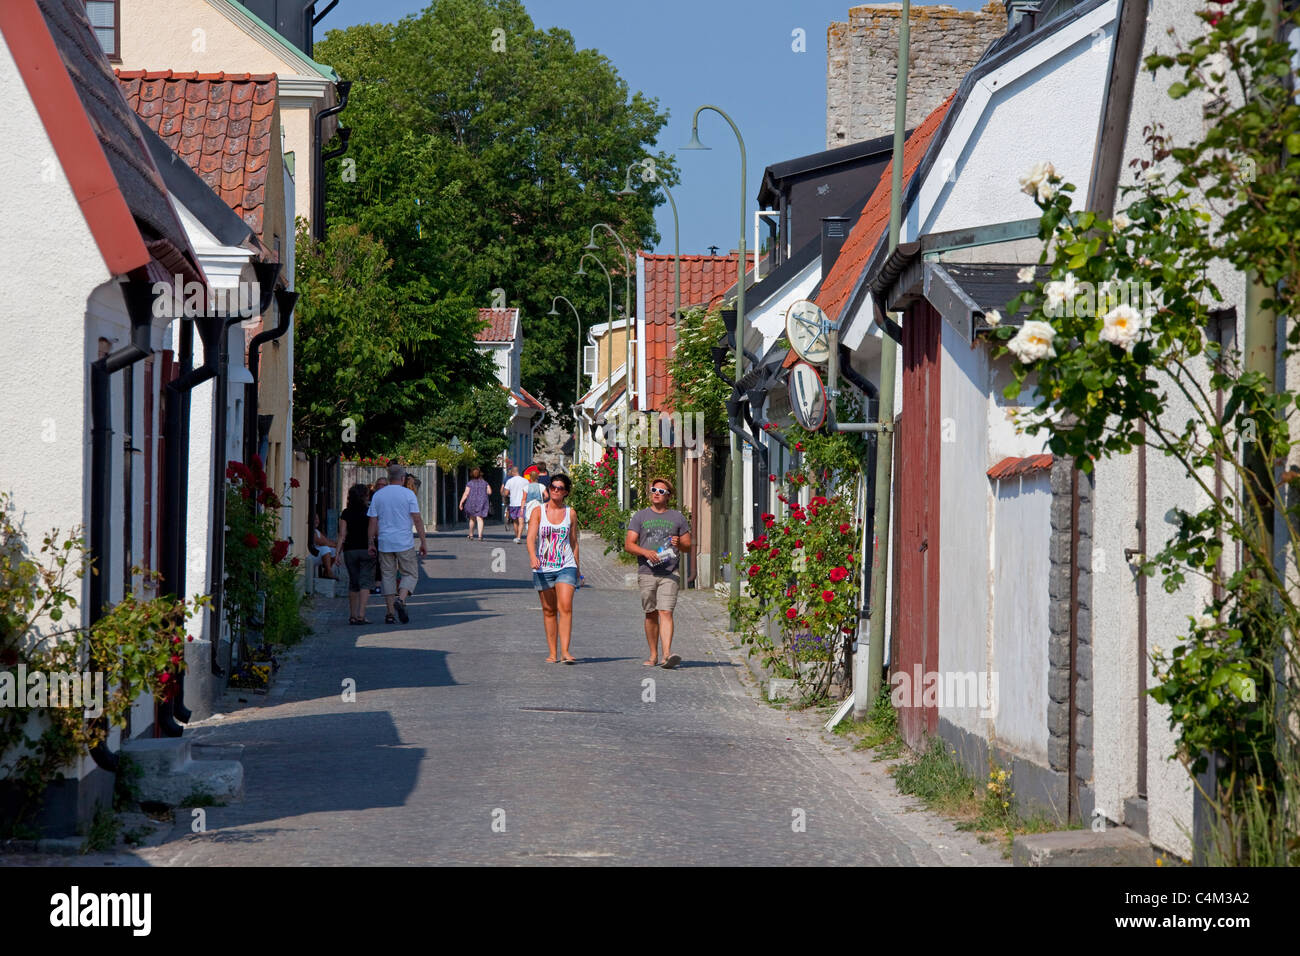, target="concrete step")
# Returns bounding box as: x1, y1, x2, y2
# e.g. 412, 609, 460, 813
1012, 827, 1154, 867
120, 738, 243, 807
